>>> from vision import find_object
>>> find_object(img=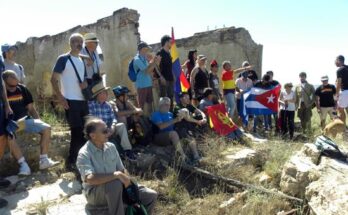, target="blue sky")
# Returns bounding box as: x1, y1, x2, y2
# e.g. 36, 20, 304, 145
0, 0, 347, 85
